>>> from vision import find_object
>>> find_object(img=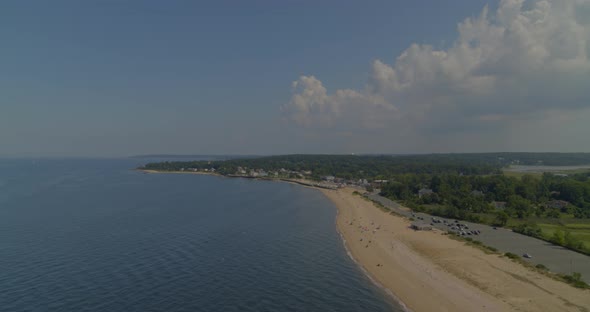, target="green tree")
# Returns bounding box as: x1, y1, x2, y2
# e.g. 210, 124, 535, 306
552, 229, 565, 245
564, 231, 583, 249
546, 209, 561, 218
494, 211, 509, 226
